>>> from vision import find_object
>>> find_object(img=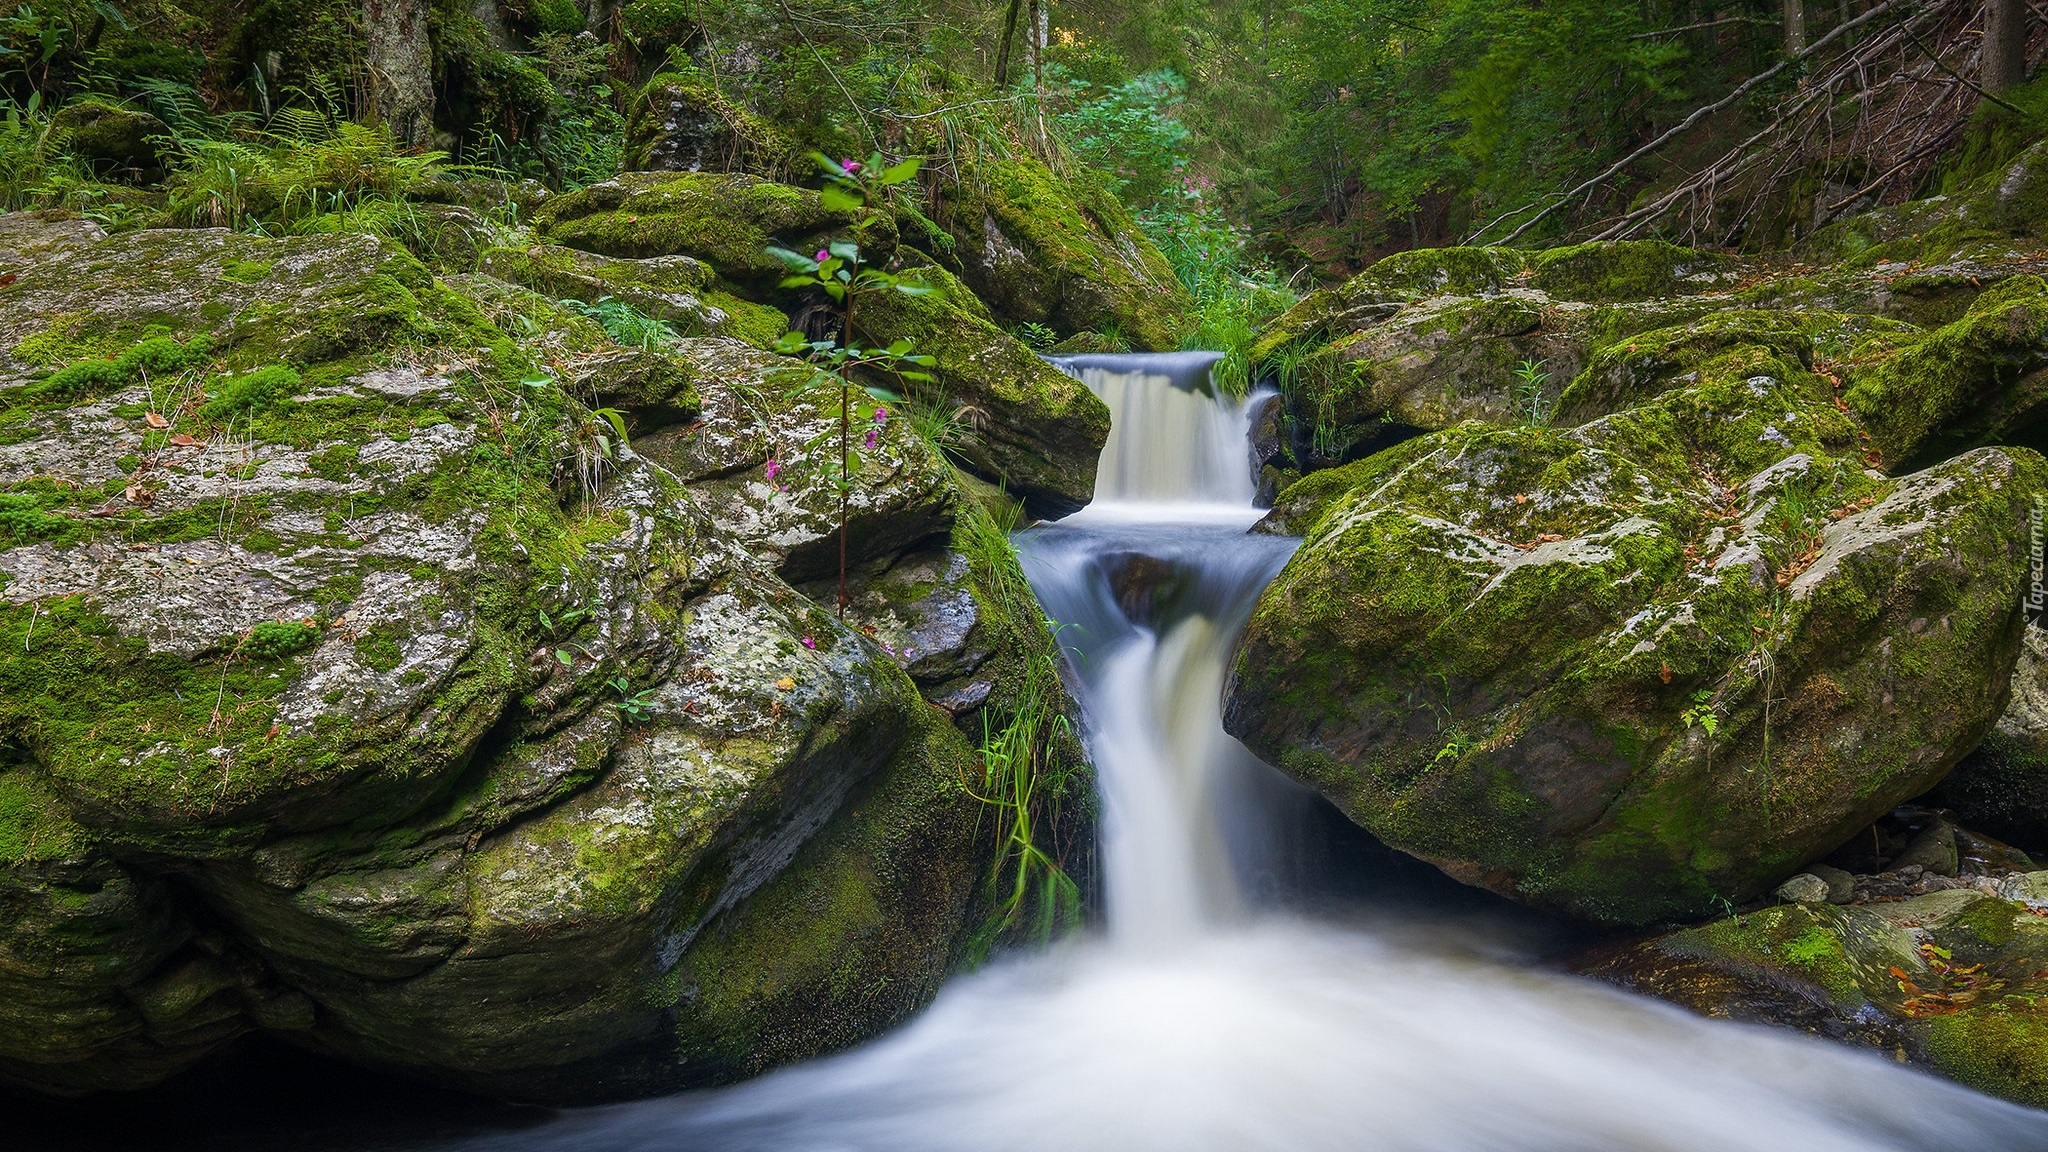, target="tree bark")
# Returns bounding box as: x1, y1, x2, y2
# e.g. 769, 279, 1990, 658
995, 0, 1023, 85
1983, 0, 2029, 94
365, 0, 435, 147
1783, 0, 1806, 57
